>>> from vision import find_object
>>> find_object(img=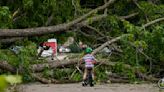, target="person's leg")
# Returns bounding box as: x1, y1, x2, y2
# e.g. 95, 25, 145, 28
83, 68, 87, 81
51, 53, 54, 60
37, 47, 44, 58
91, 68, 94, 80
